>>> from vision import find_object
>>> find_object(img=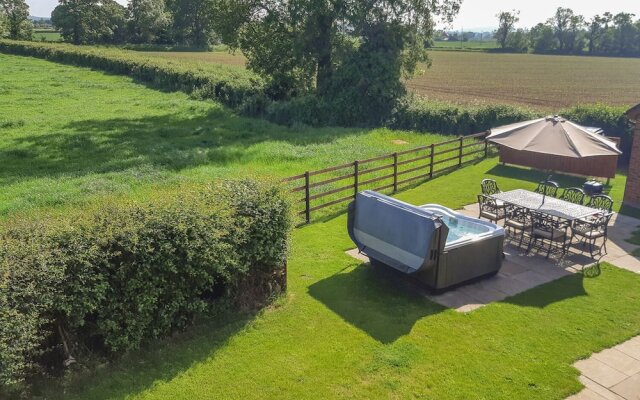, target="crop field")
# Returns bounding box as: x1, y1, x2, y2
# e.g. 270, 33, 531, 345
140, 49, 640, 110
